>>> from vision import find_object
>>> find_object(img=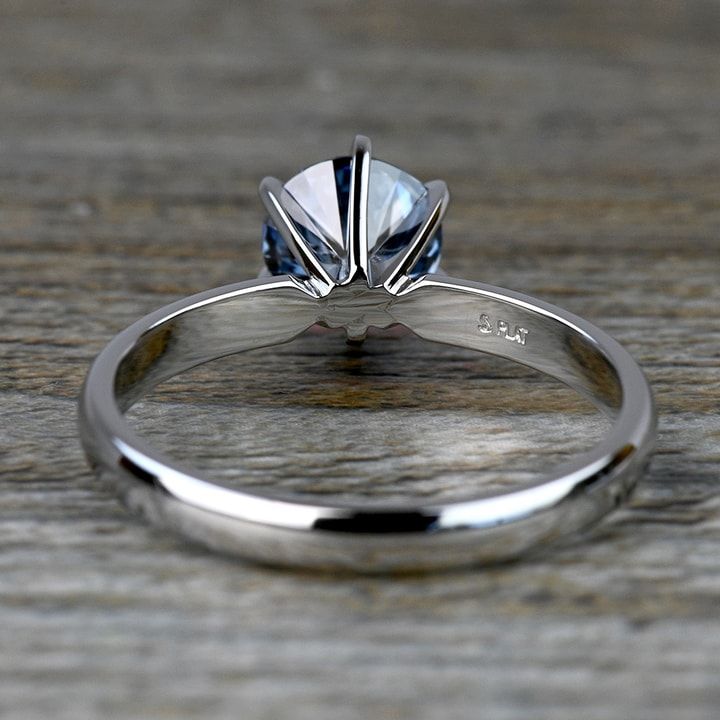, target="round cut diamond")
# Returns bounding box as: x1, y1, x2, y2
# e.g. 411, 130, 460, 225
262, 156, 441, 282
